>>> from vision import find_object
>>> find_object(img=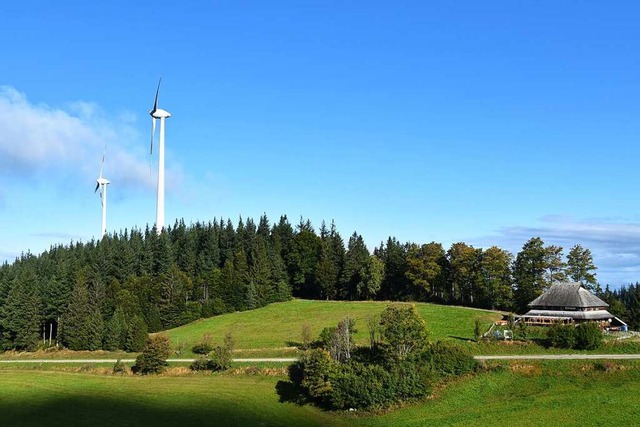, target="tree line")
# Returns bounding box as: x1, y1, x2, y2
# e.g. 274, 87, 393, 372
0, 214, 619, 351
